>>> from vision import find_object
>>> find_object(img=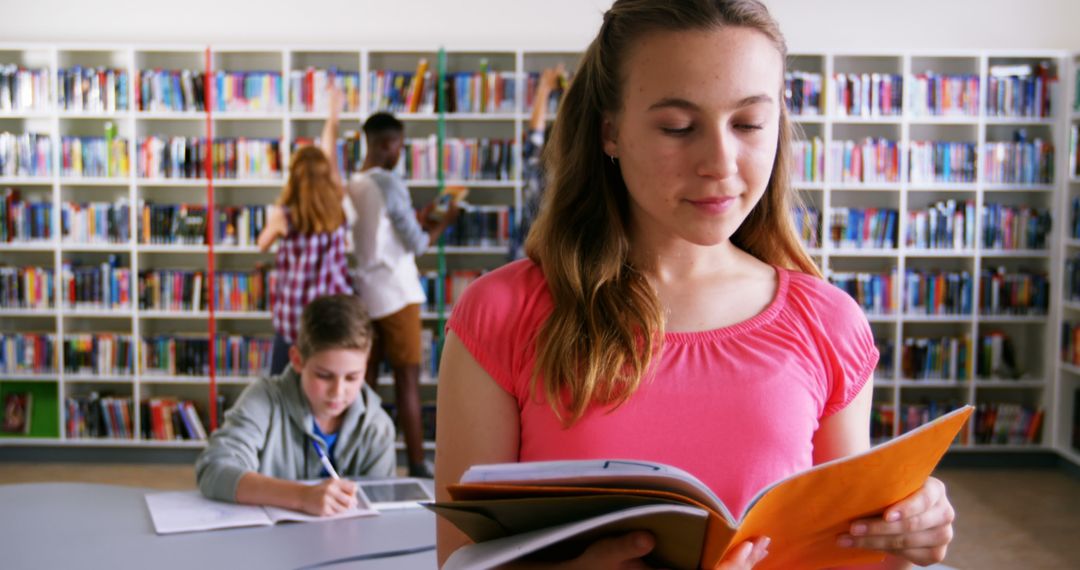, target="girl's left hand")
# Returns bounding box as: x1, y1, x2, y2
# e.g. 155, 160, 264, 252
836, 476, 955, 566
